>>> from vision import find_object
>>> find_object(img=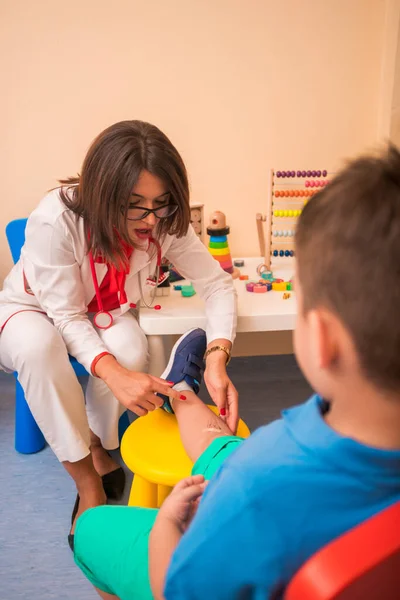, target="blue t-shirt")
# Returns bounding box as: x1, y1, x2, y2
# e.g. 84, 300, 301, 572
164, 395, 400, 599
